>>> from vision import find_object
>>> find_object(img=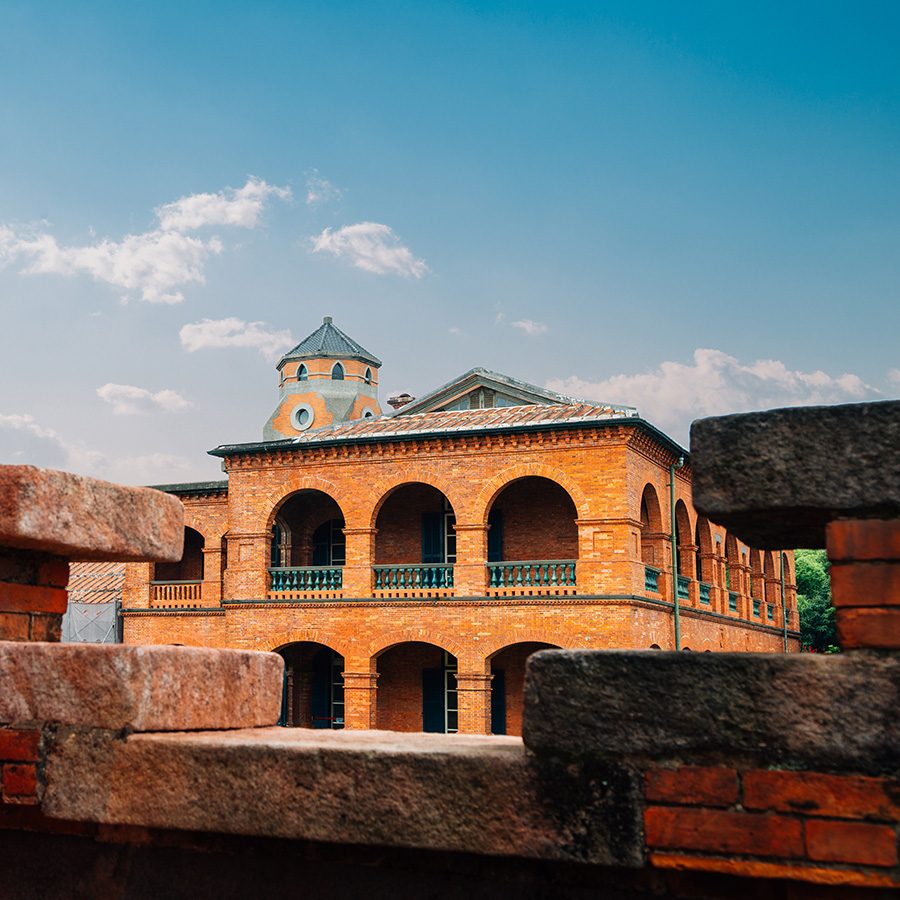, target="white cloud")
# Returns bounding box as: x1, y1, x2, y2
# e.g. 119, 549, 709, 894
310, 222, 428, 278
0, 178, 290, 304
97, 383, 191, 415
512, 318, 548, 336
547, 348, 879, 445
888, 368, 900, 385
179, 316, 296, 360
305, 170, 343, 207
156, 177, 291, 231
